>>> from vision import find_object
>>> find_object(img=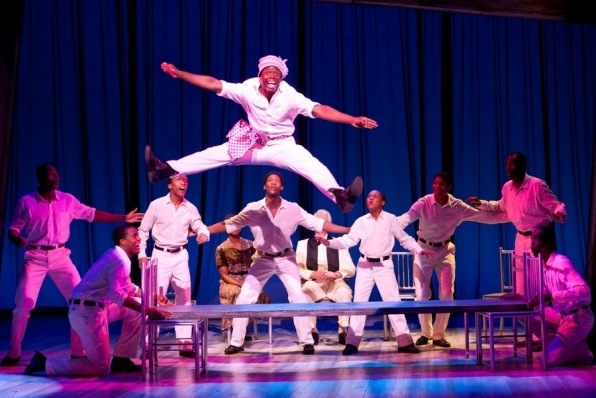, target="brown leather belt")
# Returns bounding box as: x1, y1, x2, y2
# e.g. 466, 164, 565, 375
258, 248, 291, 258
